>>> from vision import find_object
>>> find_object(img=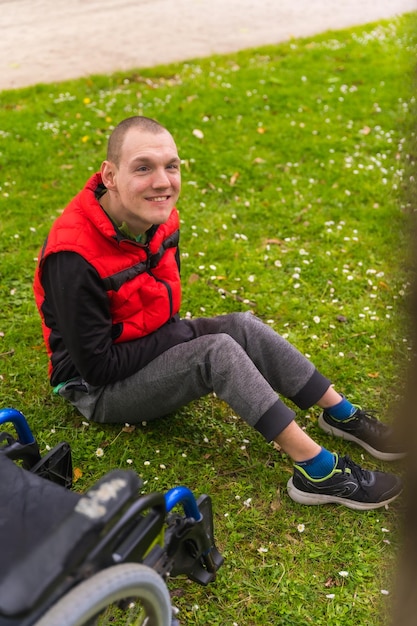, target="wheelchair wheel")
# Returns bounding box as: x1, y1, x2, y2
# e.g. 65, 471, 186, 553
35, 563, 174, 626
